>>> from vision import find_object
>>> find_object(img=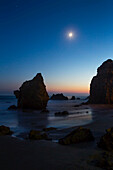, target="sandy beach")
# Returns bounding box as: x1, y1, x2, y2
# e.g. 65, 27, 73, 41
0, 104, 113, 170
